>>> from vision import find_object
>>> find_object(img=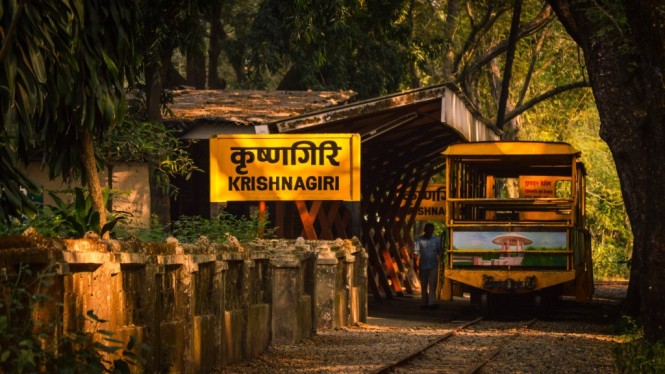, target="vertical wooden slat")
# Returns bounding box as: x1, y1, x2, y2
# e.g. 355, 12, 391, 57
296, 201, 318, 240
316, 202, 334, 240
380, 249, 403, 295
363, 226, 393, 299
